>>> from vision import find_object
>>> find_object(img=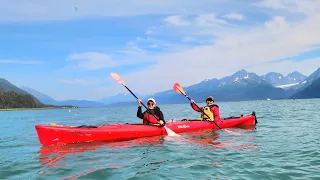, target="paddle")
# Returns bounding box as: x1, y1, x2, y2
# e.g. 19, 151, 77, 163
173, 83, 241, 136
110, 72, 180, 137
